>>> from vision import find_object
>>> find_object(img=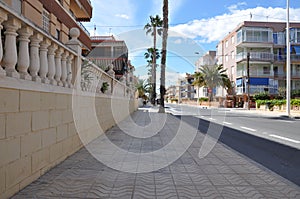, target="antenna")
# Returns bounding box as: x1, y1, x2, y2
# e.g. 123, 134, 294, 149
93, 24, 96, 36
250, 12, 252, 21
